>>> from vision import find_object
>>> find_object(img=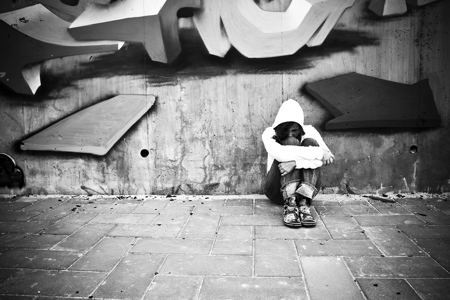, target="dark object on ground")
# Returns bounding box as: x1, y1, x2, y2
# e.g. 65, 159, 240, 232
0, 153, 25, 188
